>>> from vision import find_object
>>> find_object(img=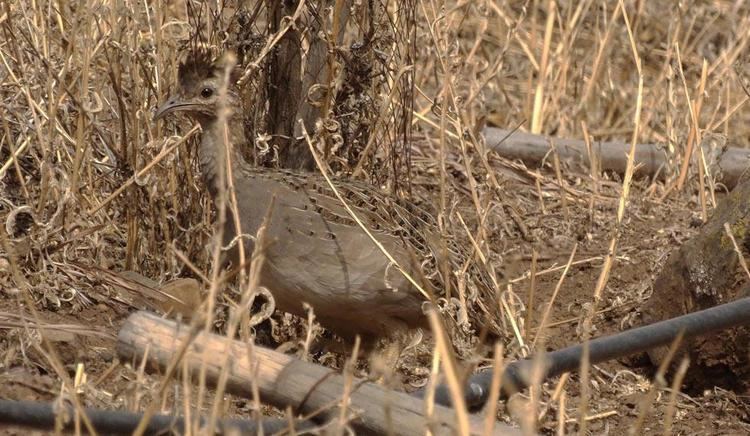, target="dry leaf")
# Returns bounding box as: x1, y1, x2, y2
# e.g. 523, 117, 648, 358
155, 278, 203, 320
